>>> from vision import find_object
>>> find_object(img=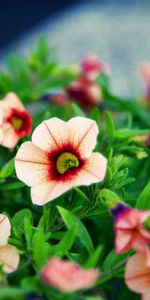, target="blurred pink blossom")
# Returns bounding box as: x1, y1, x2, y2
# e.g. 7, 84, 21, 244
41, 257, 100, 292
